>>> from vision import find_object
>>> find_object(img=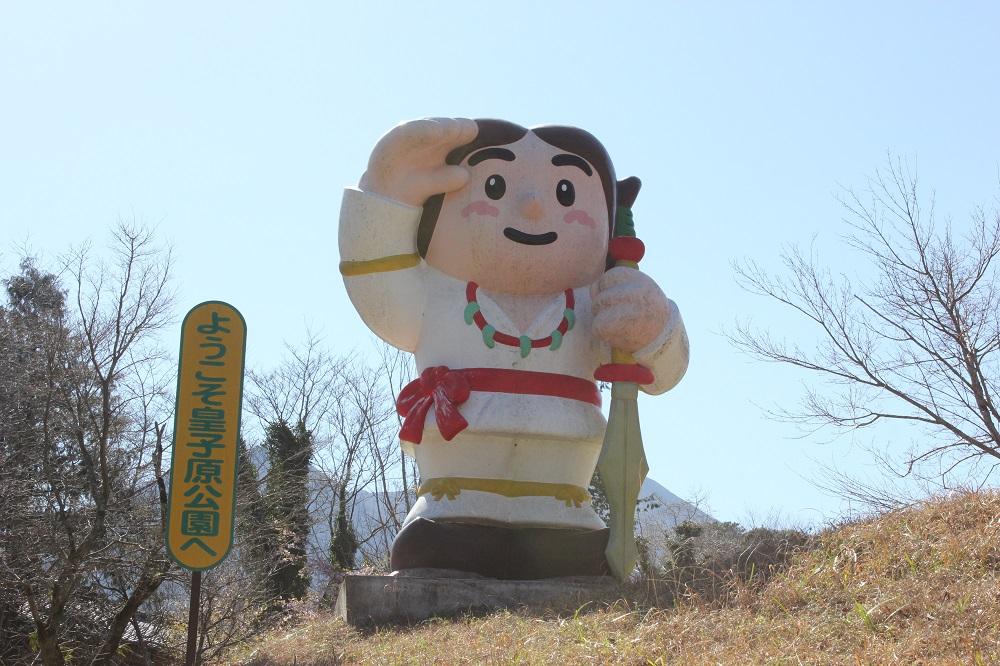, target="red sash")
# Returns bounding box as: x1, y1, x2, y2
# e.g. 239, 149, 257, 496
396, 366, 601, 444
